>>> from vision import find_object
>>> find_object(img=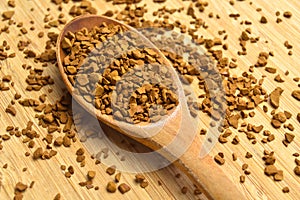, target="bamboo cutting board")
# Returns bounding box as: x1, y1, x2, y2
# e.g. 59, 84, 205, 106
0, 0, 299, 200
